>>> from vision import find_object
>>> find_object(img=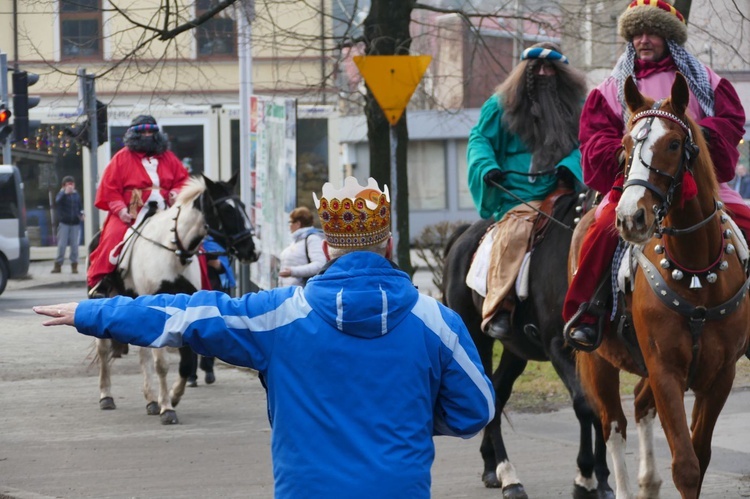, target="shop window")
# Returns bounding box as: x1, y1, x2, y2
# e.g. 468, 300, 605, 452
60, 0, 102, 60
196, 0, 236, 58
